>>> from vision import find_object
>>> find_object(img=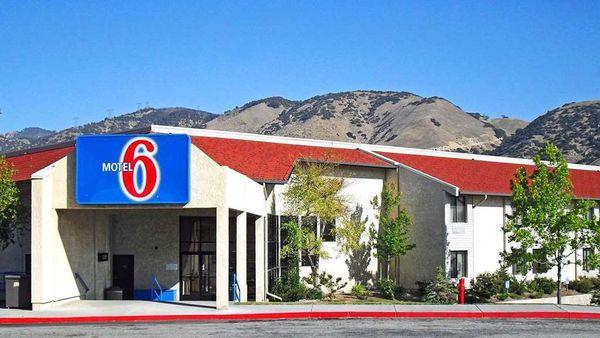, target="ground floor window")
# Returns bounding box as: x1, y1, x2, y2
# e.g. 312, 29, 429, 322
532, 248, 549, 274
267, 214, 280, 289
512, 262, 528, 275
320, 219, 336, 242
301, 216, 318, 267
583, 248, 594, 272
450, 250, 467, 278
